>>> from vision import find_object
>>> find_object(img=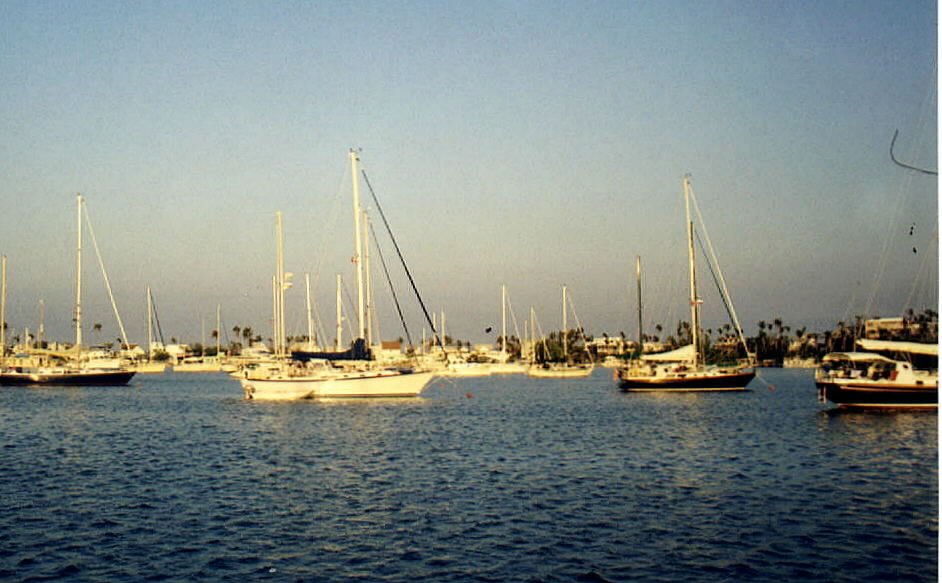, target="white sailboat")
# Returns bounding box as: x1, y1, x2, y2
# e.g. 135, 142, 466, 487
528, 285, 594, 378
489, 284, 527, 374
173, 305, 227, 372
0, 195, 136, 386
128, 286, 167, 373
237, 151, 436, 400
616, 176, 754, 391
